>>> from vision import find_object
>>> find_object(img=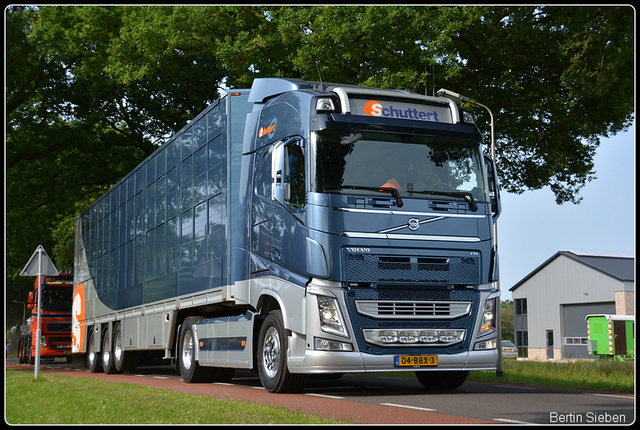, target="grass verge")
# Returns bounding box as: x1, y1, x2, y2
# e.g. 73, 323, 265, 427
5, 370, 345, 425
466, 358, 634, 393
